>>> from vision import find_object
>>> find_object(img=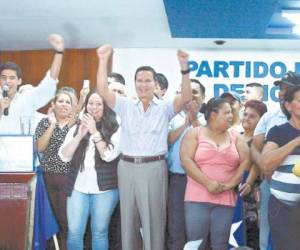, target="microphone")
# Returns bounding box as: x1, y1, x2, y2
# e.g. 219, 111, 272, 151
2, 85, 9, 116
